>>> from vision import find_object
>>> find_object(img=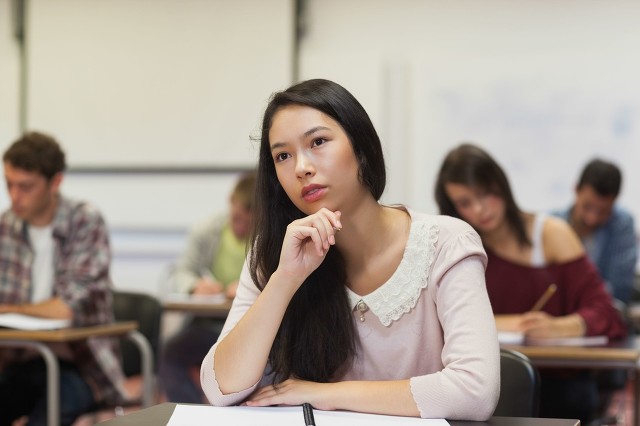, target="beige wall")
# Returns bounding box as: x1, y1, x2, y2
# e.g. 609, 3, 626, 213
2, 0, 639, 292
